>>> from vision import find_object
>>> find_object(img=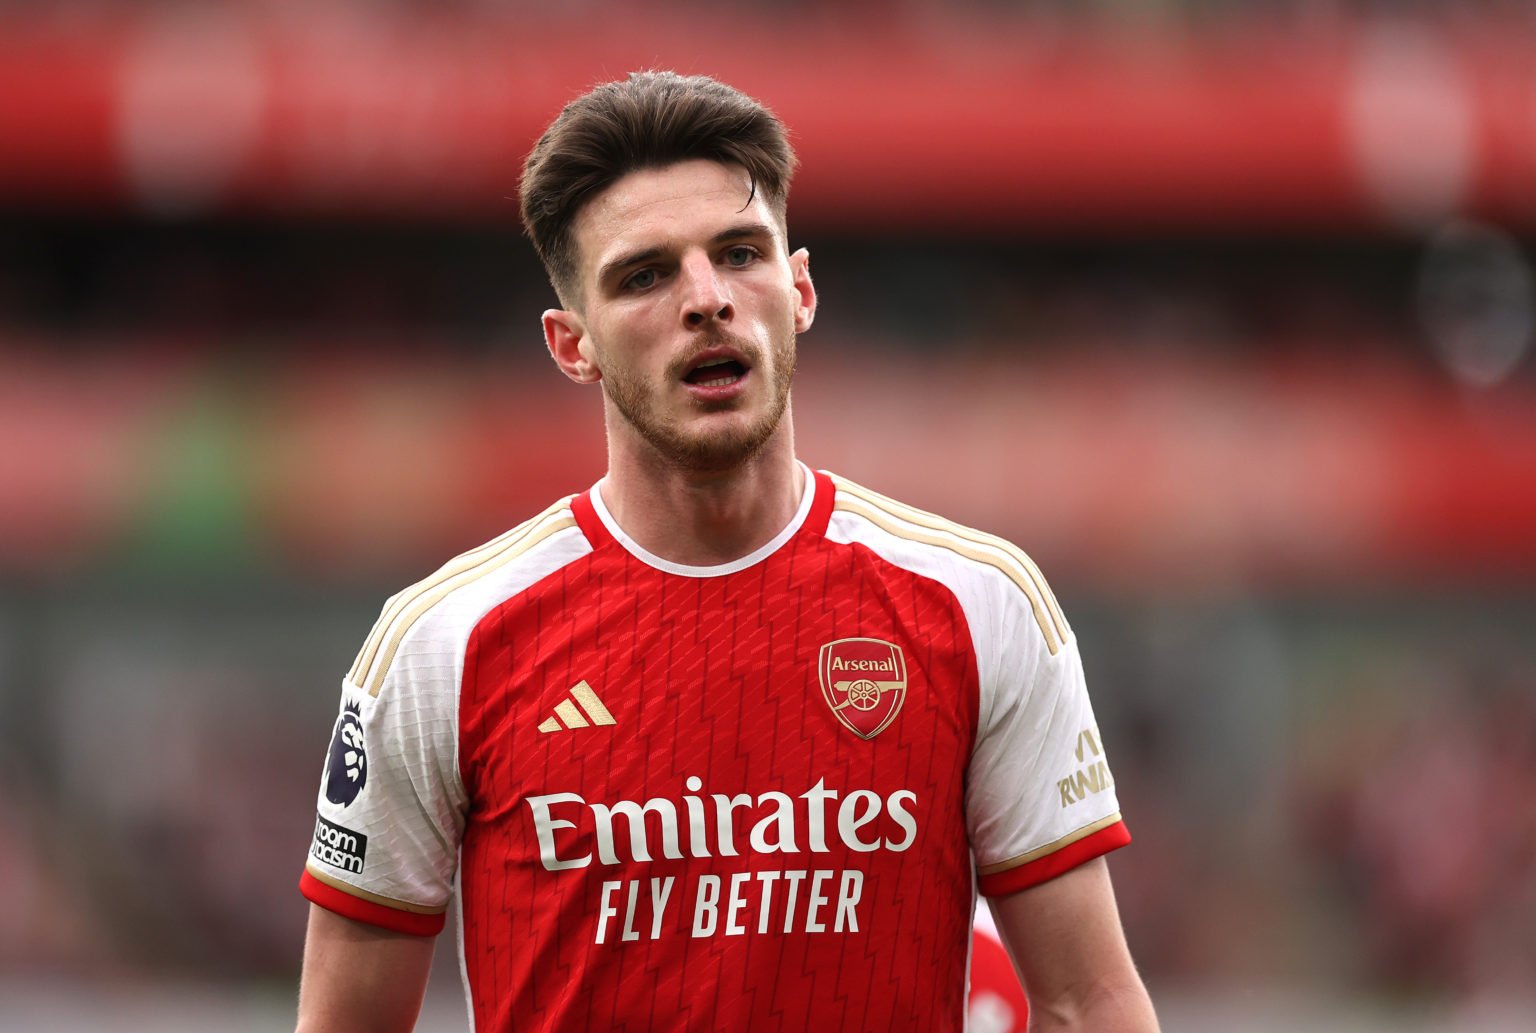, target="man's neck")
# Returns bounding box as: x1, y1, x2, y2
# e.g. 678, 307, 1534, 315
598, 423, 805, 568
